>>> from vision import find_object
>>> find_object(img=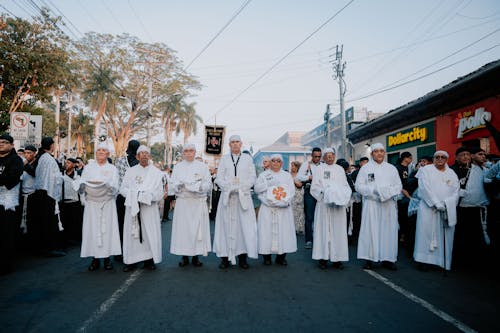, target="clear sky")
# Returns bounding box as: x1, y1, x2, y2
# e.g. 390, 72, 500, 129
2, 0, 500, 153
